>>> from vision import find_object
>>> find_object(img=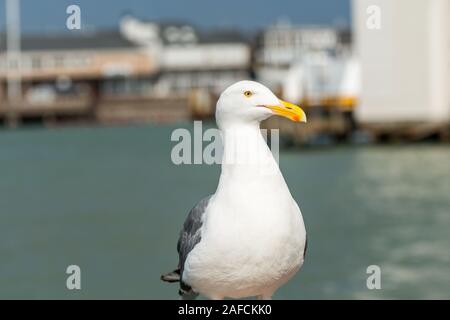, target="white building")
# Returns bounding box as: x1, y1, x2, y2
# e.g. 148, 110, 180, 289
120, 16, 251, 96
255, 21, 357, 107
353, 0, 450, 124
